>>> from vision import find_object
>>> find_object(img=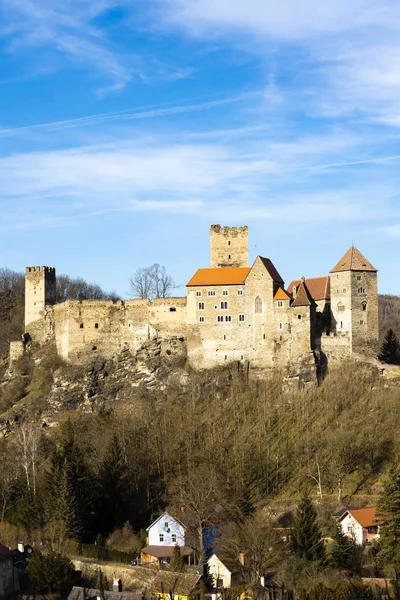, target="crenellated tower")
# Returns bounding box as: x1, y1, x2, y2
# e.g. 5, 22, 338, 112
329, 246, 378, 351
25, 266, 56, 329
210, 224, 248, 268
